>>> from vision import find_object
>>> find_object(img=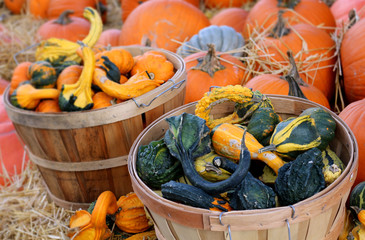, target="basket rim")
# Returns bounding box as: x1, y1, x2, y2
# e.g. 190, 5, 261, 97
3, 46, 186, 129
128, 94, 359, 231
